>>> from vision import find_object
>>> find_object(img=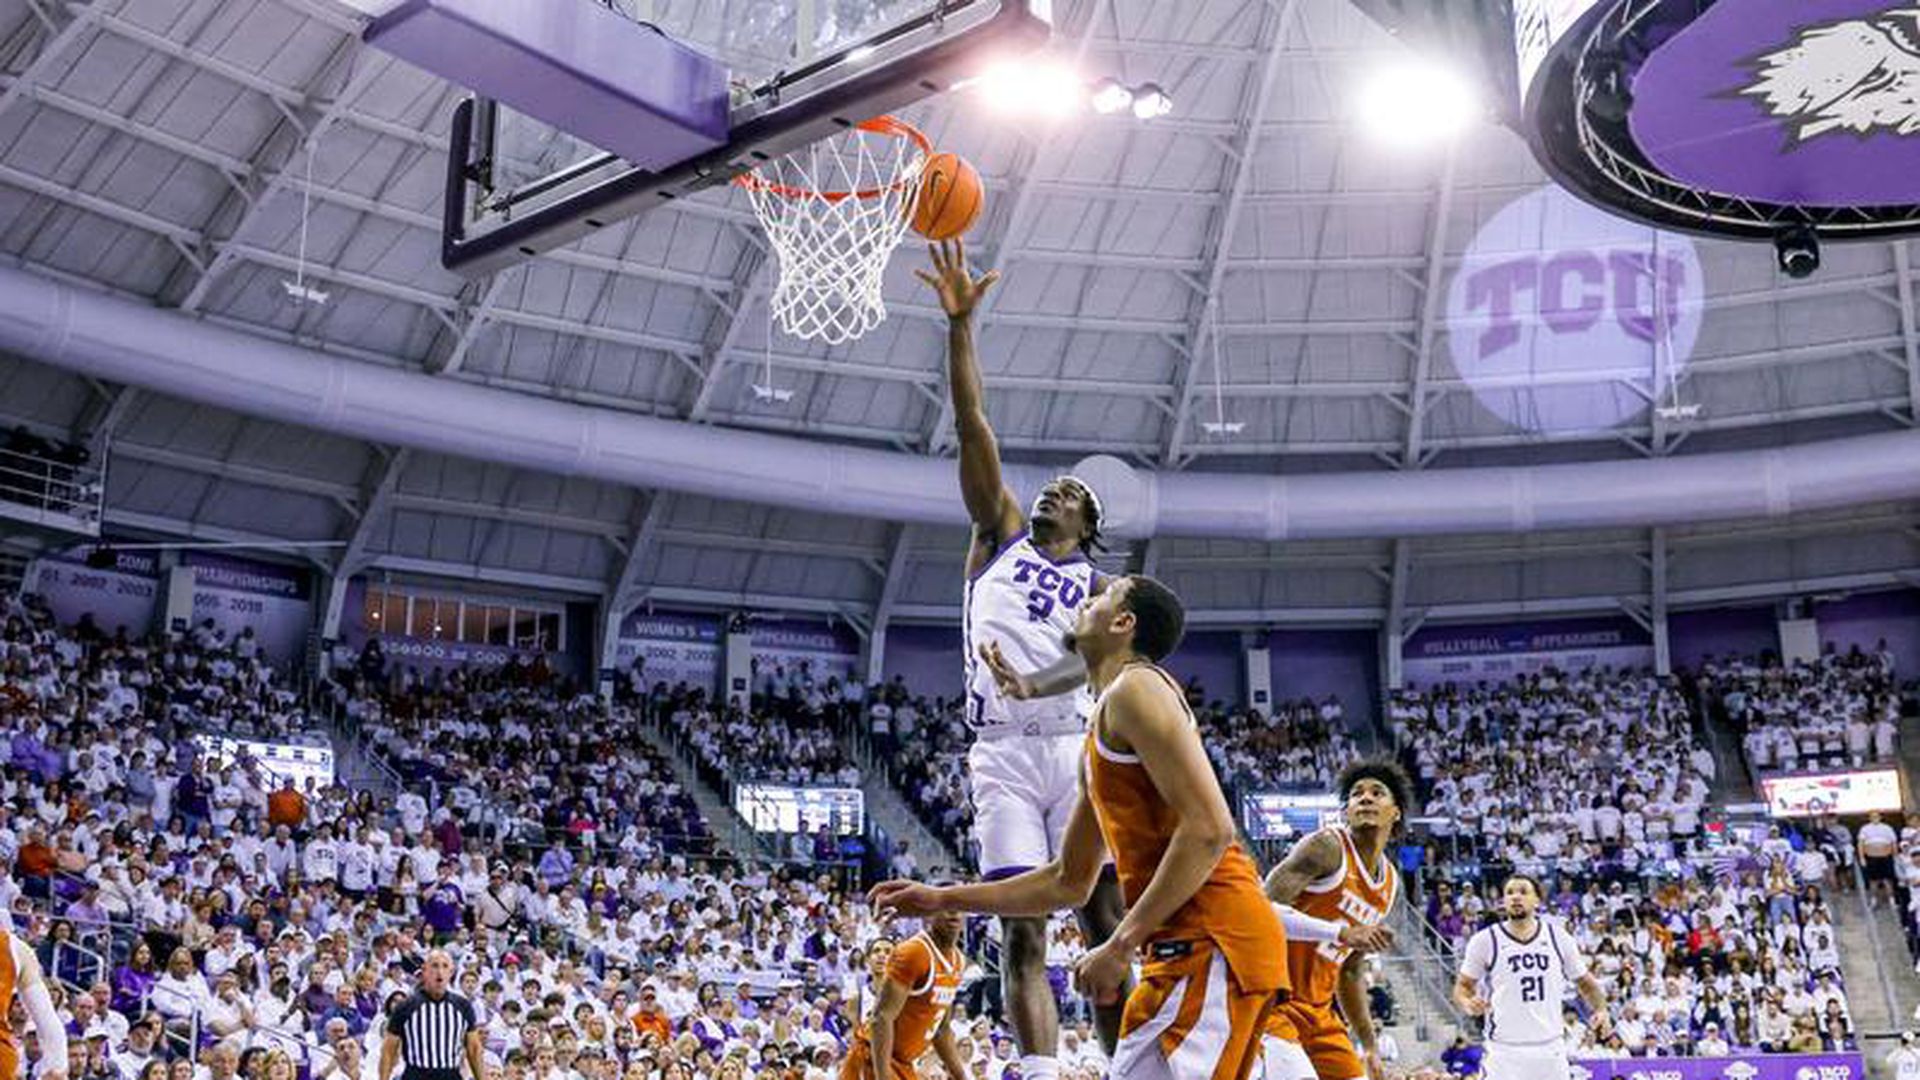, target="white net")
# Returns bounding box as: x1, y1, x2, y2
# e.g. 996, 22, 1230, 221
738, 118, 928, 345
